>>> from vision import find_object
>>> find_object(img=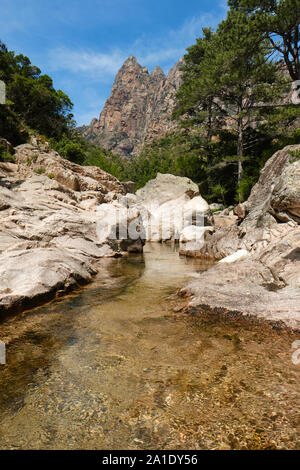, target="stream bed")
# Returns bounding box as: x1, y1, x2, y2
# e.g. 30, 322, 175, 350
0, 243, 299, 449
